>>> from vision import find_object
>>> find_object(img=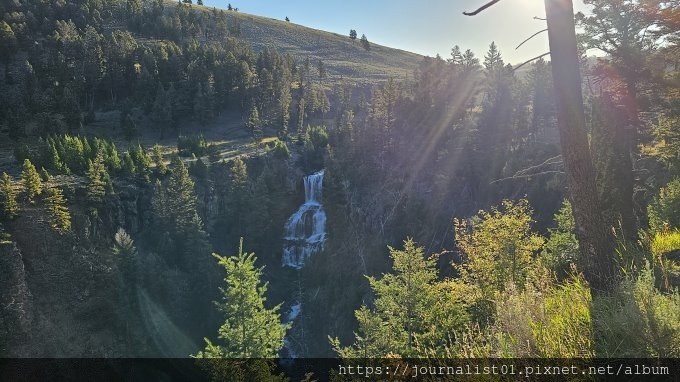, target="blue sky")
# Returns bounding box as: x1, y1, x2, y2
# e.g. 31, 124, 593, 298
203, 0, 592, 64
